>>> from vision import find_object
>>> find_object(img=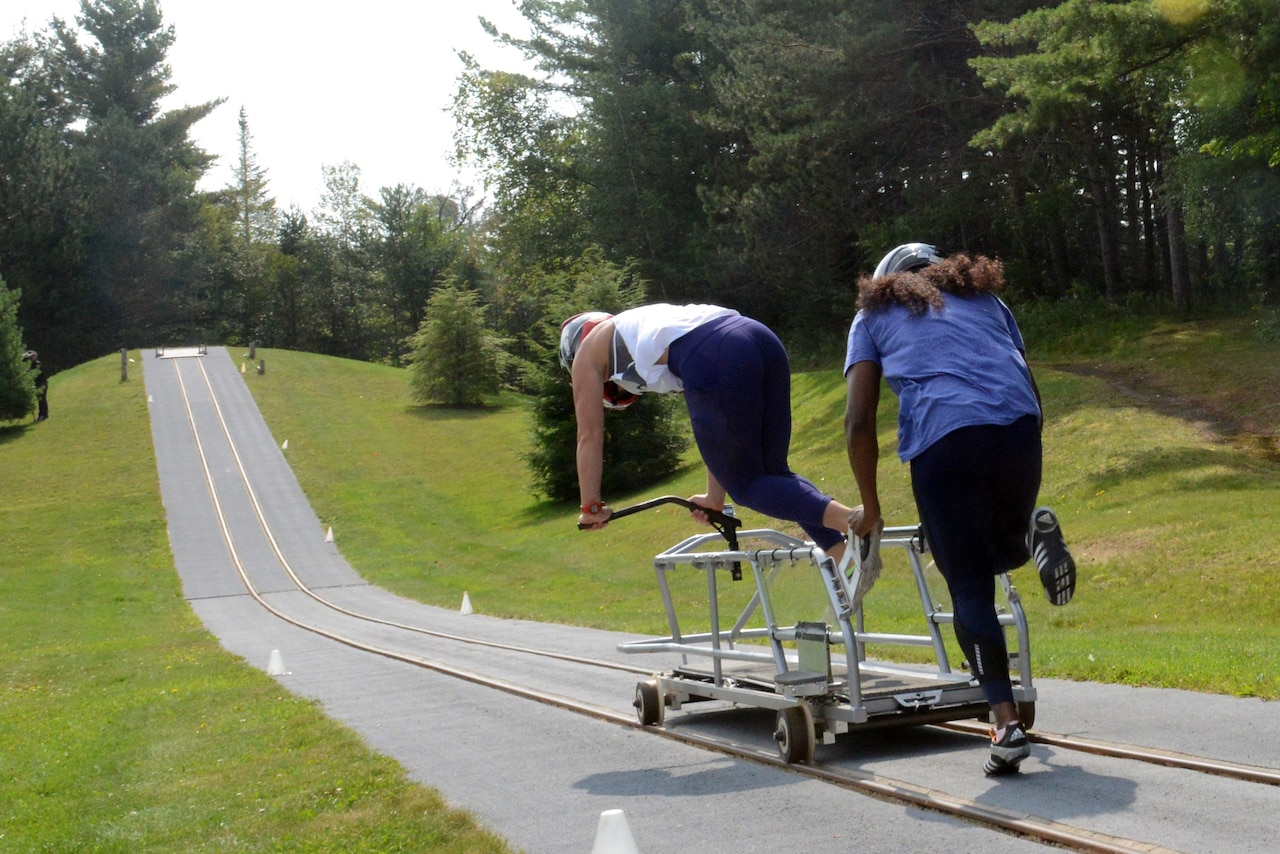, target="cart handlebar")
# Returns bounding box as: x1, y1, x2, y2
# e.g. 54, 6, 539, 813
579, 495, 742, 550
